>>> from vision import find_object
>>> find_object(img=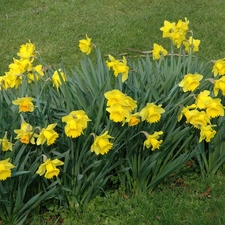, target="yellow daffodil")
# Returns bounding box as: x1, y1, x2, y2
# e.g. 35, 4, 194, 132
52, 69, 66, 91
212, 59, 225, 76
214, 76, 225, 96
36, 158, 64, 179
36, 123, 59, 146
106, 104, 130, 123
27, 64, 45, 83
160, 20, 176, 39
78, 34, 93, 55
0, 133, 13, 151
90, 131, 113, 155
205, 98, 224, 118
152, 43, 168, 60
0, 158, 15, 181
199, 125, 216, 143
142, 131, 163, 151
62, 110, 91, 138
178, 104, 197, 122
124, 113, 140, 126
104, 89, 126, 107
189, 111, 211, 128
17, 40, 36, 61
173, 18, 189, 48
106, 55, 129, 82
14, 121, 37, 144
179, 73, 203, 92
105, 89, 137, 123
183, 36, 201, 53
140, 103, 165, 123
12, 96, 35, 113
195, 90, 212, 109
2, 72, 19, 89
160, 18, 189, 48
